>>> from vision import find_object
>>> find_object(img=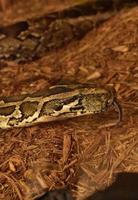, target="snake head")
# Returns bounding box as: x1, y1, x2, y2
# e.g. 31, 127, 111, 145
81, 85, 122, 123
